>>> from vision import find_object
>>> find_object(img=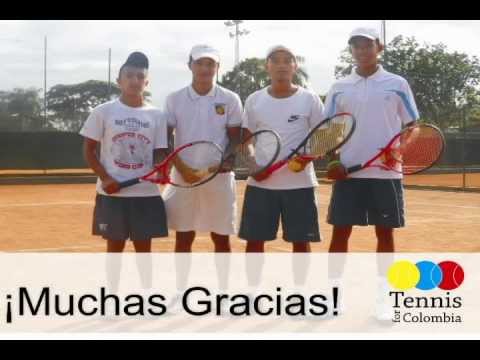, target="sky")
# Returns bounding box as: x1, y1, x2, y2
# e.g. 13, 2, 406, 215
0, 20, 479, 106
